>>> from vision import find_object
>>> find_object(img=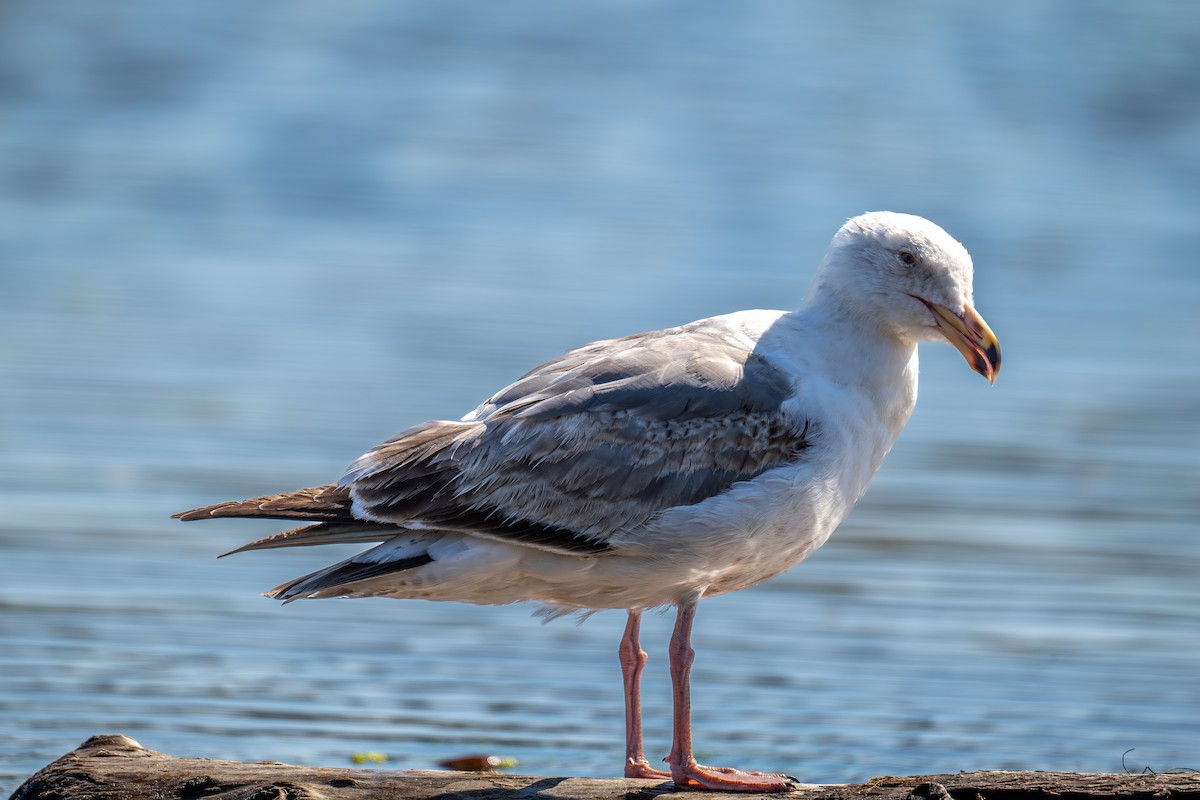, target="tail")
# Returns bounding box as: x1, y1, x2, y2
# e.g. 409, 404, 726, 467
174, 483, 435, 599
175, 483, 398, 556
177, 482, 407, 556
